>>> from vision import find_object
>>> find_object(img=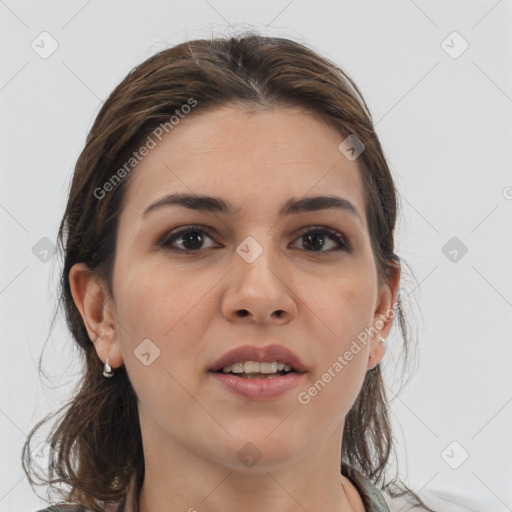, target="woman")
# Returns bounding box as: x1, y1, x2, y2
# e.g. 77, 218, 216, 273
23, 33, 440, 512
